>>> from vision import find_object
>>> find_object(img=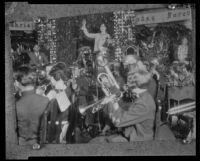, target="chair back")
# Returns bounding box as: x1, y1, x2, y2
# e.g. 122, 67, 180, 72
151, 74, 161, 140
